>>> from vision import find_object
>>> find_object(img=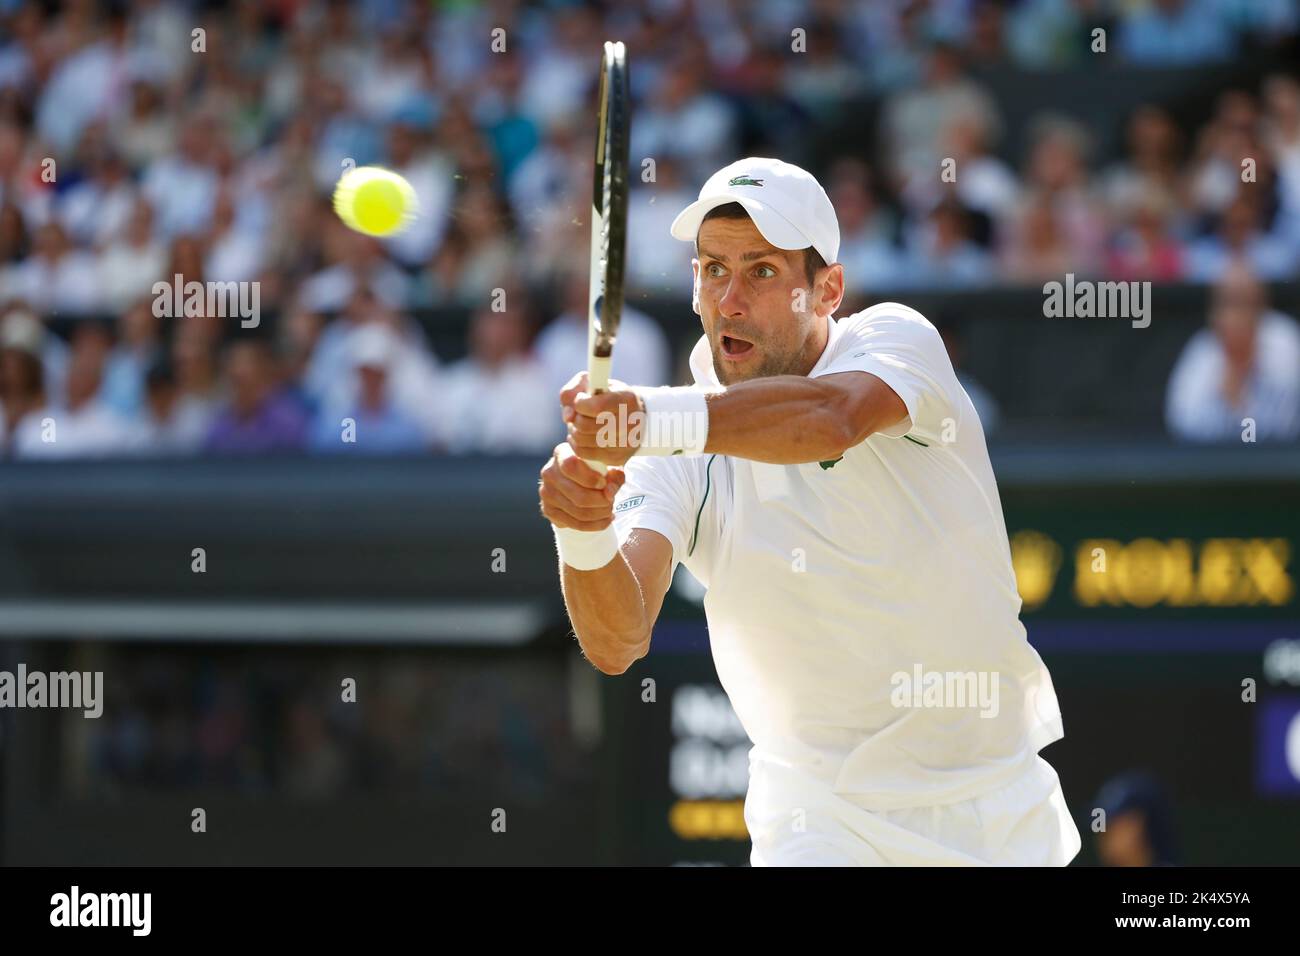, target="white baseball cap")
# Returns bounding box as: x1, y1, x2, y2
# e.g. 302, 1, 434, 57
669, 157, 840, 265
